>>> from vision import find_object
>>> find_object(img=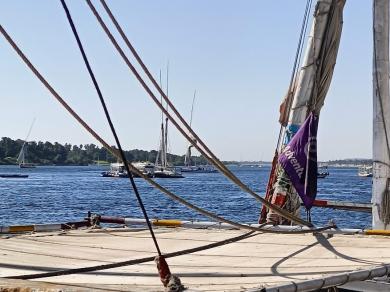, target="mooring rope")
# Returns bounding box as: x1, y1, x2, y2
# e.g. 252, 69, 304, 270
60, 0, 162, 257
87, 0, 312, 227
0, 24, 337, 234
6, 230, 257, 280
